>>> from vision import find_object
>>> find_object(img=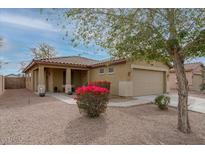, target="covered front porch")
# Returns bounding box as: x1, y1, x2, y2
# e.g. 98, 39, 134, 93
32, 65, 90, 94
